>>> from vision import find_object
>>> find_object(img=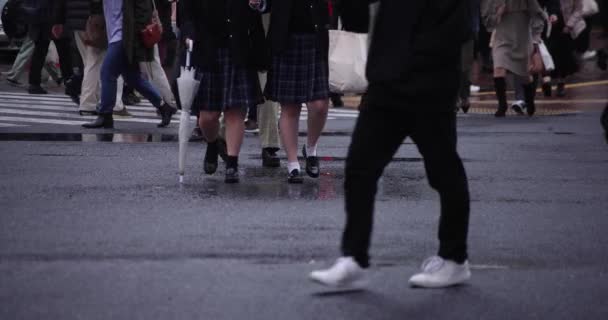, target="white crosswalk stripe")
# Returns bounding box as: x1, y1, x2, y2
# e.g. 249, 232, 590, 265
0, 92, 360, 128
